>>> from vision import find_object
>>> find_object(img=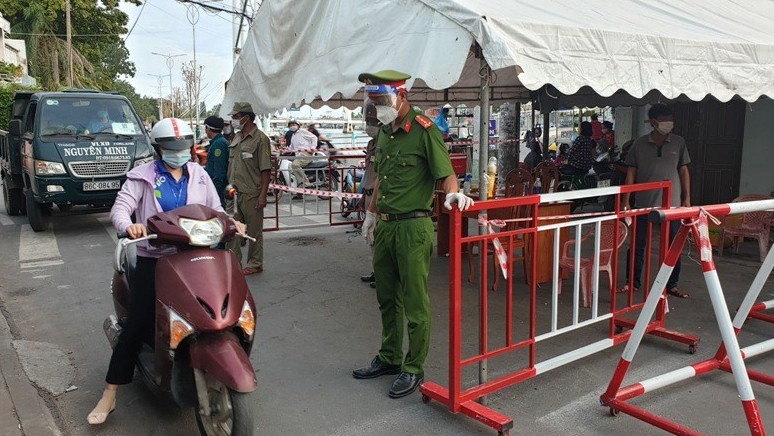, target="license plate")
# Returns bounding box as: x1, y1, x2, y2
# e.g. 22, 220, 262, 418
83, 180, 120, 191
596, 179, 611, 188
